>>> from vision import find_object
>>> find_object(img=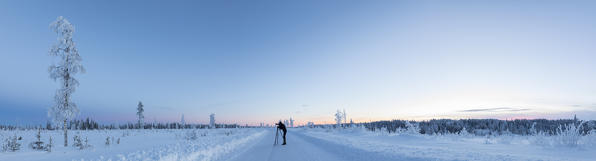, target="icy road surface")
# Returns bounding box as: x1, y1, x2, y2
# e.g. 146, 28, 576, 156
229, 129, 419, 161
